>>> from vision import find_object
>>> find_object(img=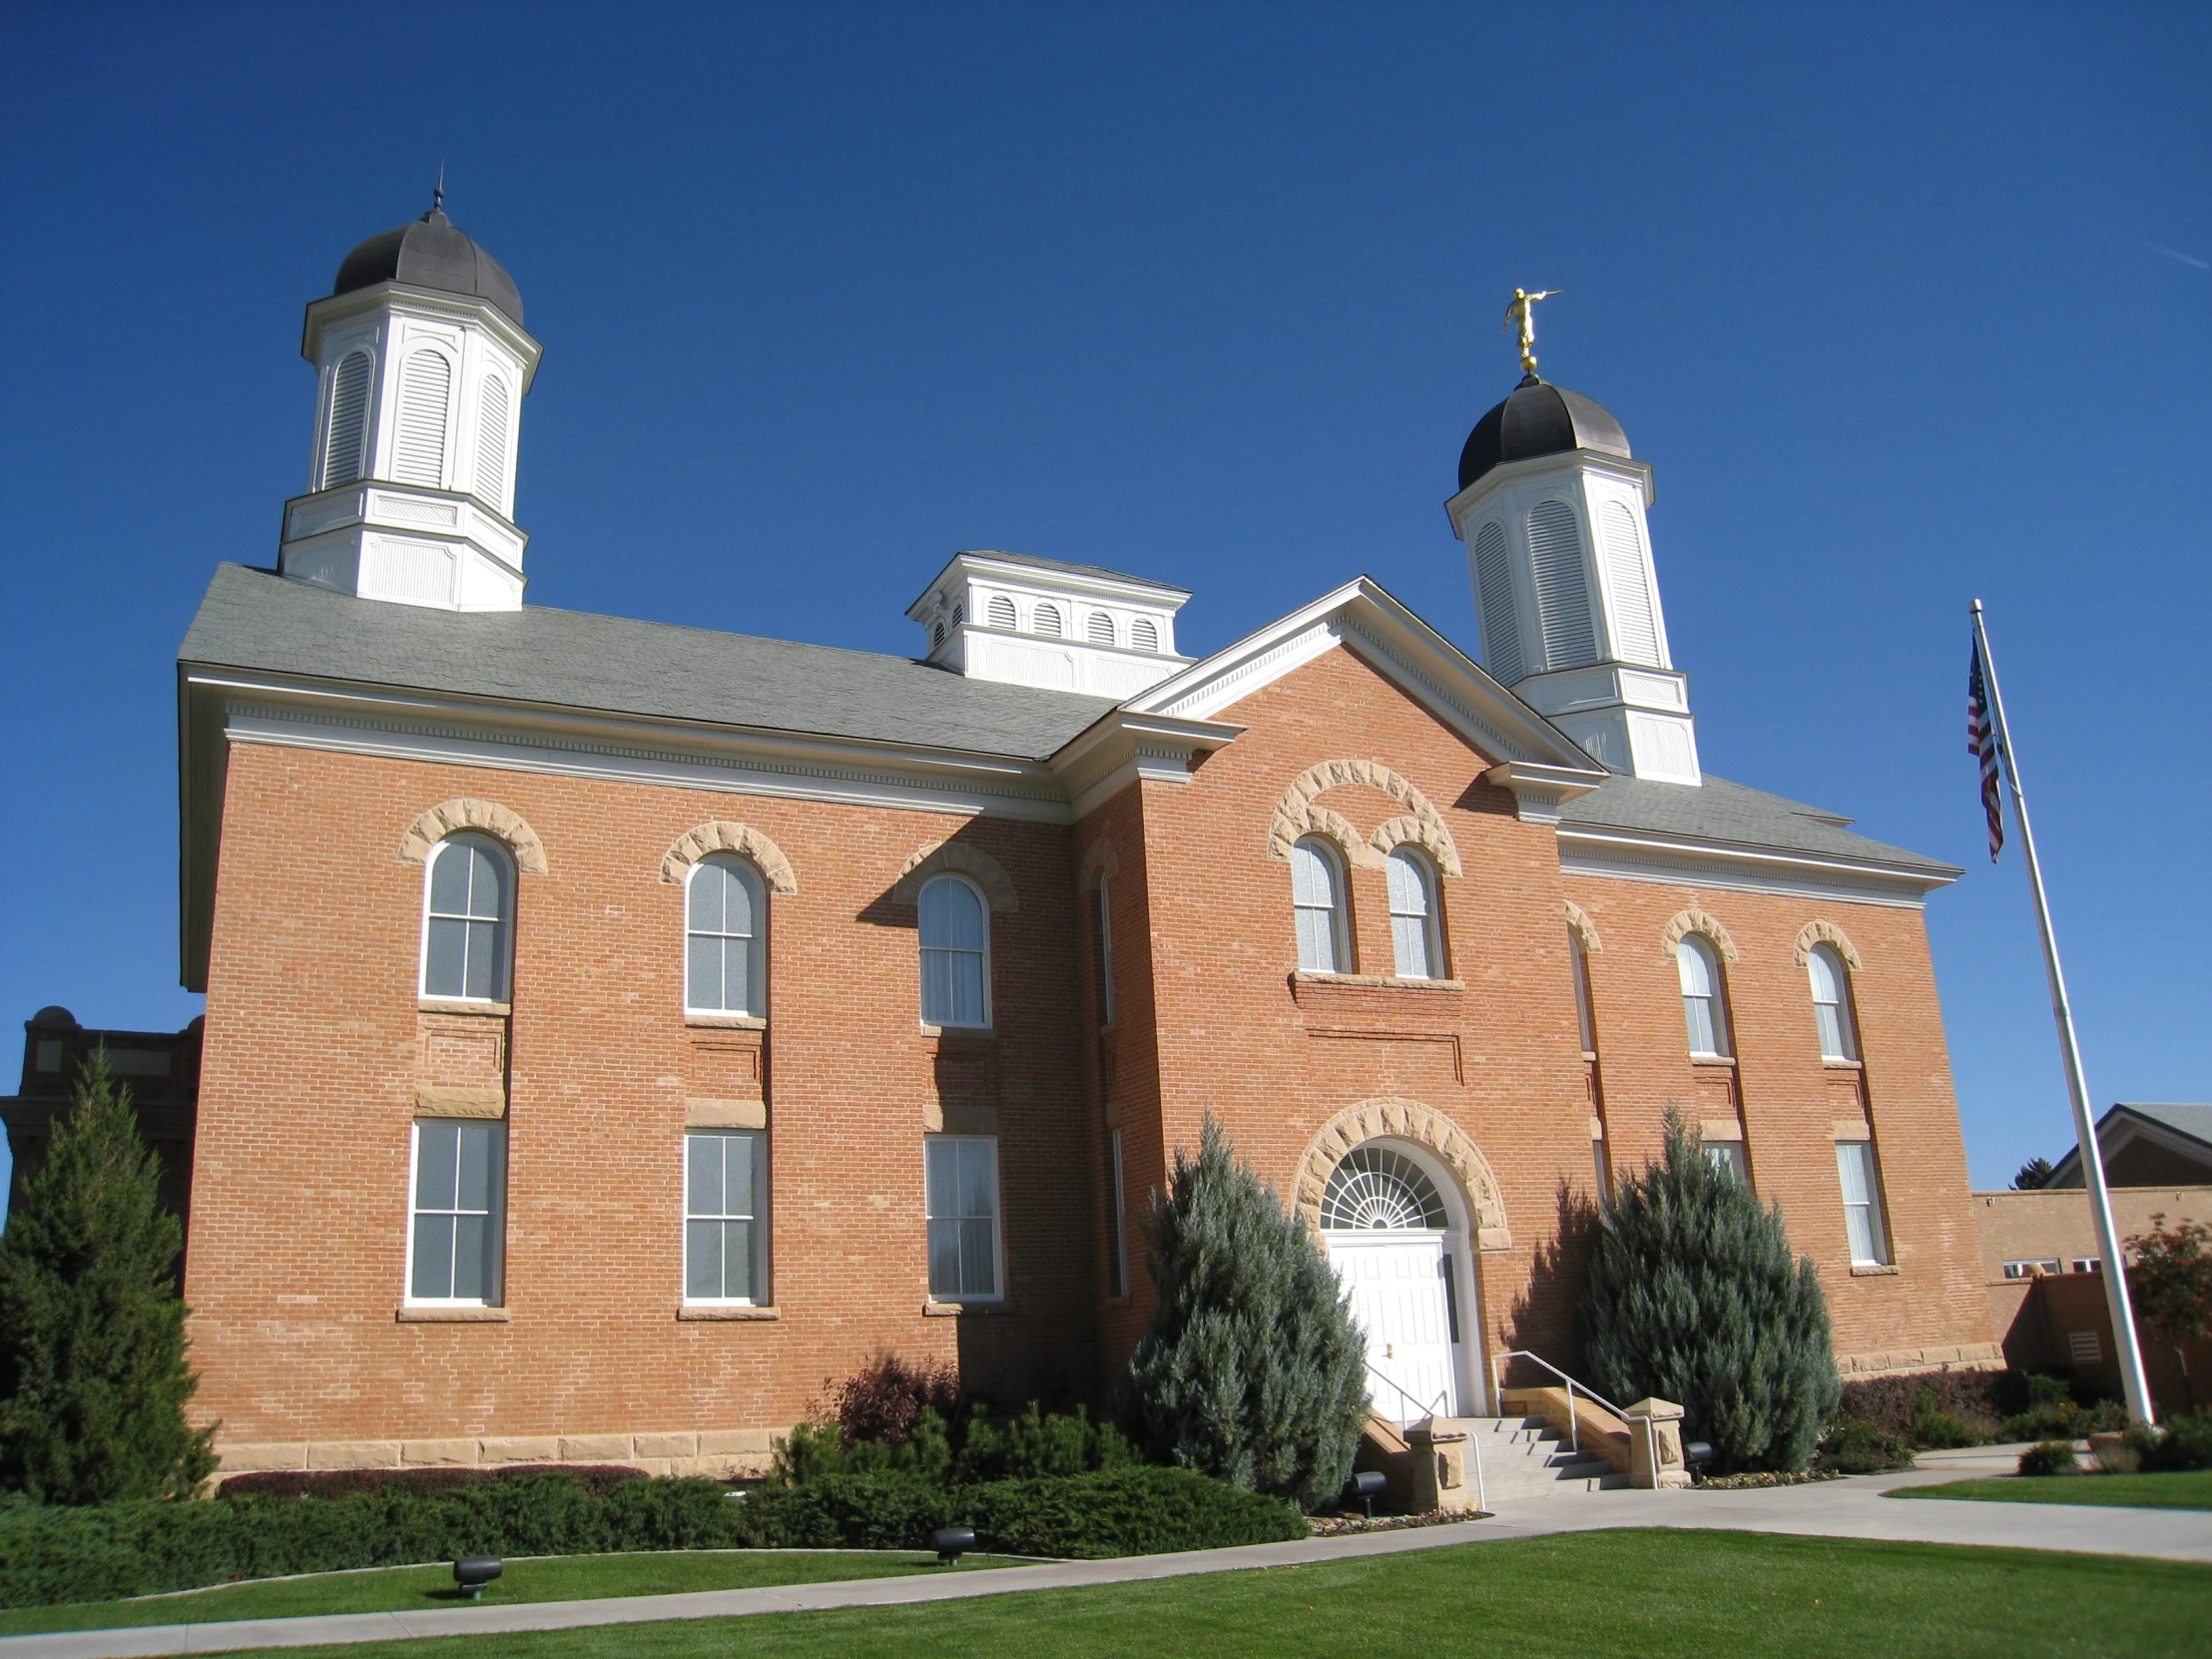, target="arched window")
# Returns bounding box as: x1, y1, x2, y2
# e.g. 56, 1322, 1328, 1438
1385, 848, 1440, 979
474, 374, 510, 508
1033, 602, 1062, 637
1570, 930, 1596, 1053
1526, 499, 1596, 670
919, 874, 990, 1027
393, 350, 452, 487
1291, 836, 1349, 974
322, 350, 372, 489
1676, 933, 1729, 1058
1087, 611, 1116, 646
1808, 943, 1858, 1062
422, 831, 513, 1001
1472, 521, 1524, 684
988, 594, 1017, 628
1132, 617, 1160, 652
687, 854, 766, 1016
1321, 1146, 1446, 1231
